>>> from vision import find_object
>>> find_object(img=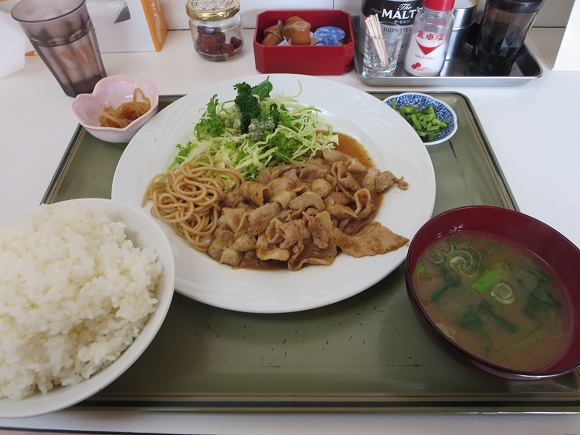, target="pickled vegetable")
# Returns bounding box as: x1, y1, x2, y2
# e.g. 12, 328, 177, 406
391, 100, 448, 142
